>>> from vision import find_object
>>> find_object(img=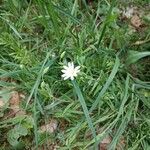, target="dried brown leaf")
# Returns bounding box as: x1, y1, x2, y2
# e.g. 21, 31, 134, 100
116, 136, 126, 150
0, 98, 5, 108
9, 91, 20, 106
133, 39, 150, 45
131, 15, 142, 28
9, 91, 20, 114
9, 91, 26, 116
40, 119, 58, 134
99, 135, 112, 150
99, 135, 126, 150
122, 7, 134, 19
